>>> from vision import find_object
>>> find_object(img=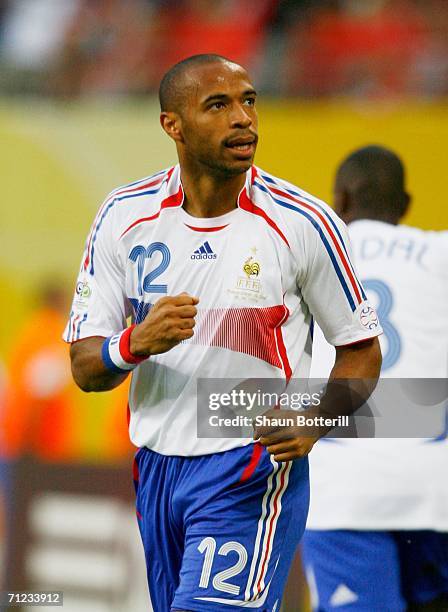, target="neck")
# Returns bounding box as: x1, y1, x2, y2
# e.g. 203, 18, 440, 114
179, 162, 248, 218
